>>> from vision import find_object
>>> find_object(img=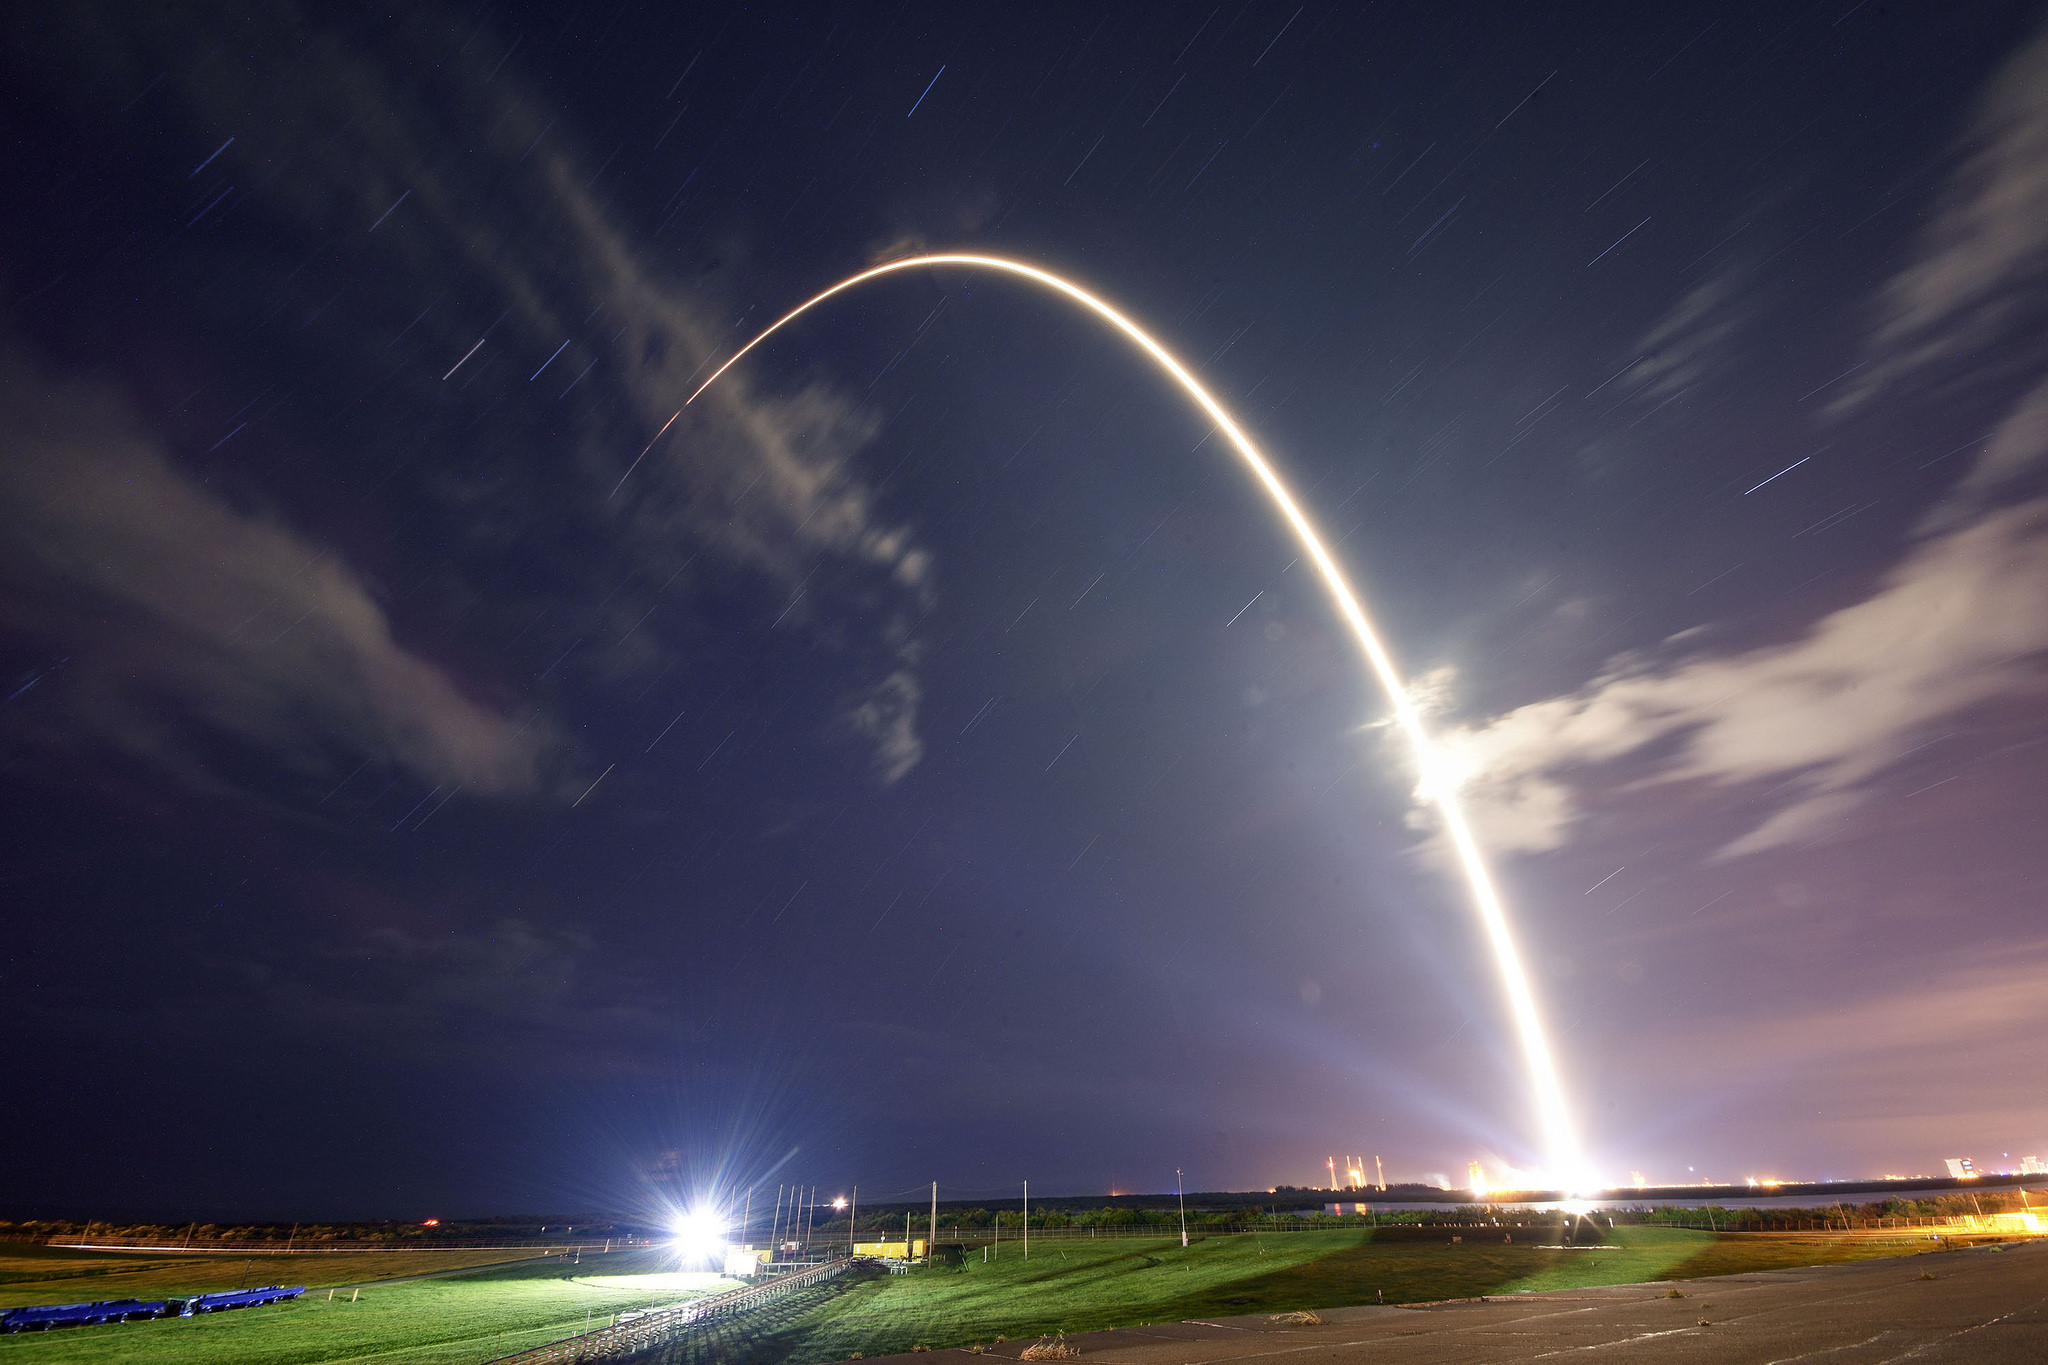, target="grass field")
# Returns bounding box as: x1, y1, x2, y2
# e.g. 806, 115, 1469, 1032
662, 1226, 1946, 1365
0, 1244, 553, 1304
0, 1227, 1946, 1364
0, 1246, 732, 1365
